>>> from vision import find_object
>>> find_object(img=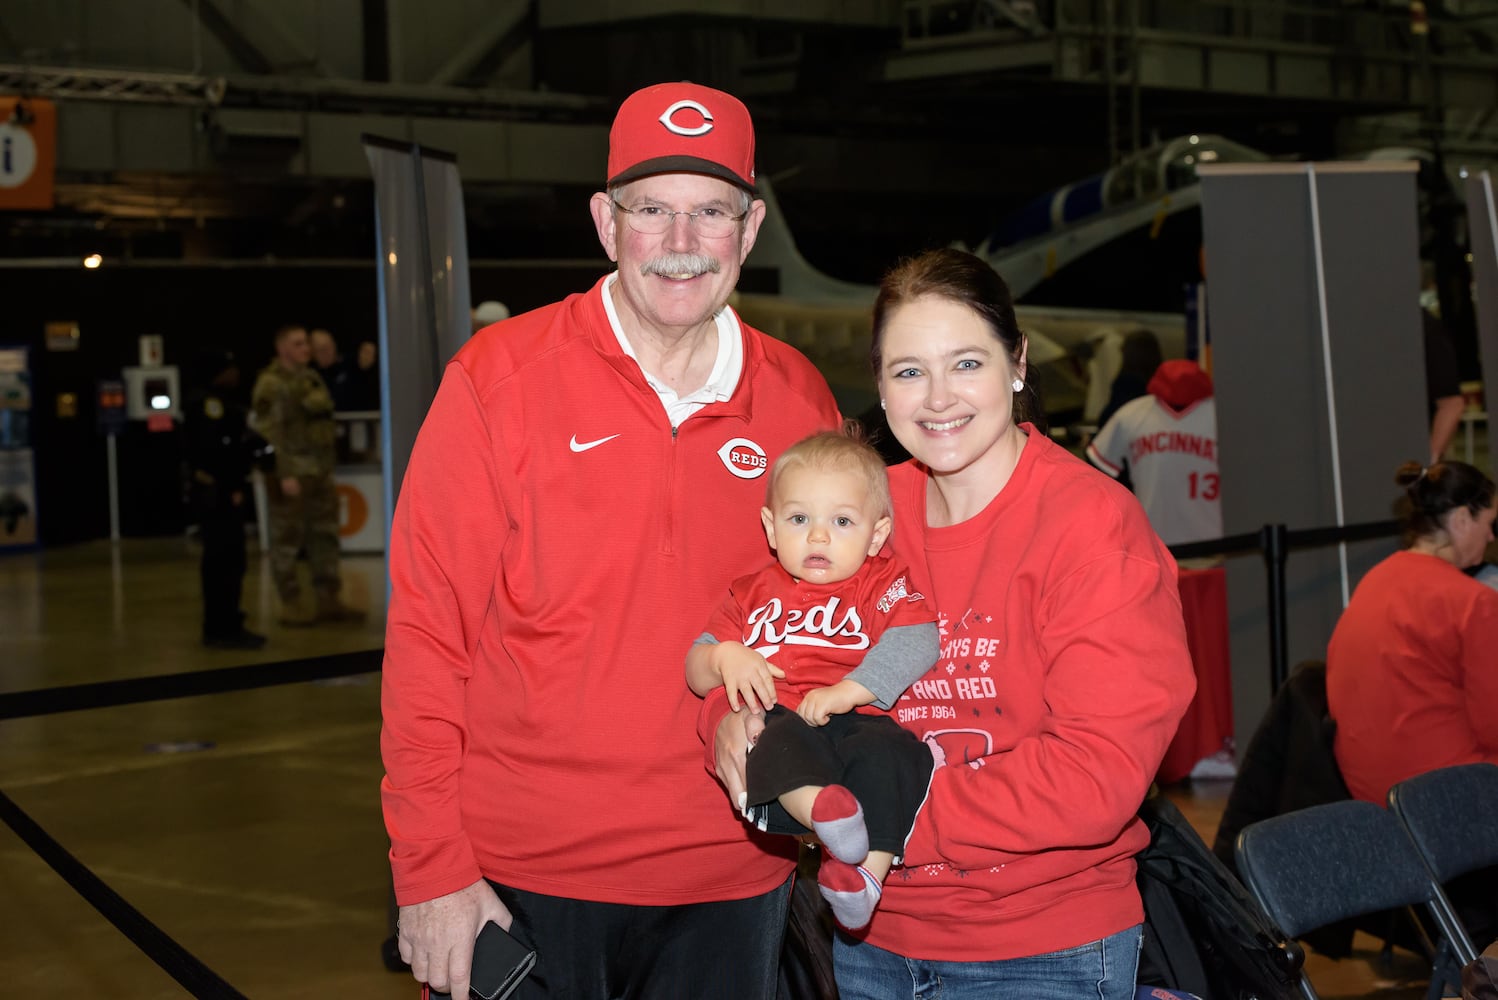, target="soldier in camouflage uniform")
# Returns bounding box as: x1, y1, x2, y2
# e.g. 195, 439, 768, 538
251, 325, 364, 626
